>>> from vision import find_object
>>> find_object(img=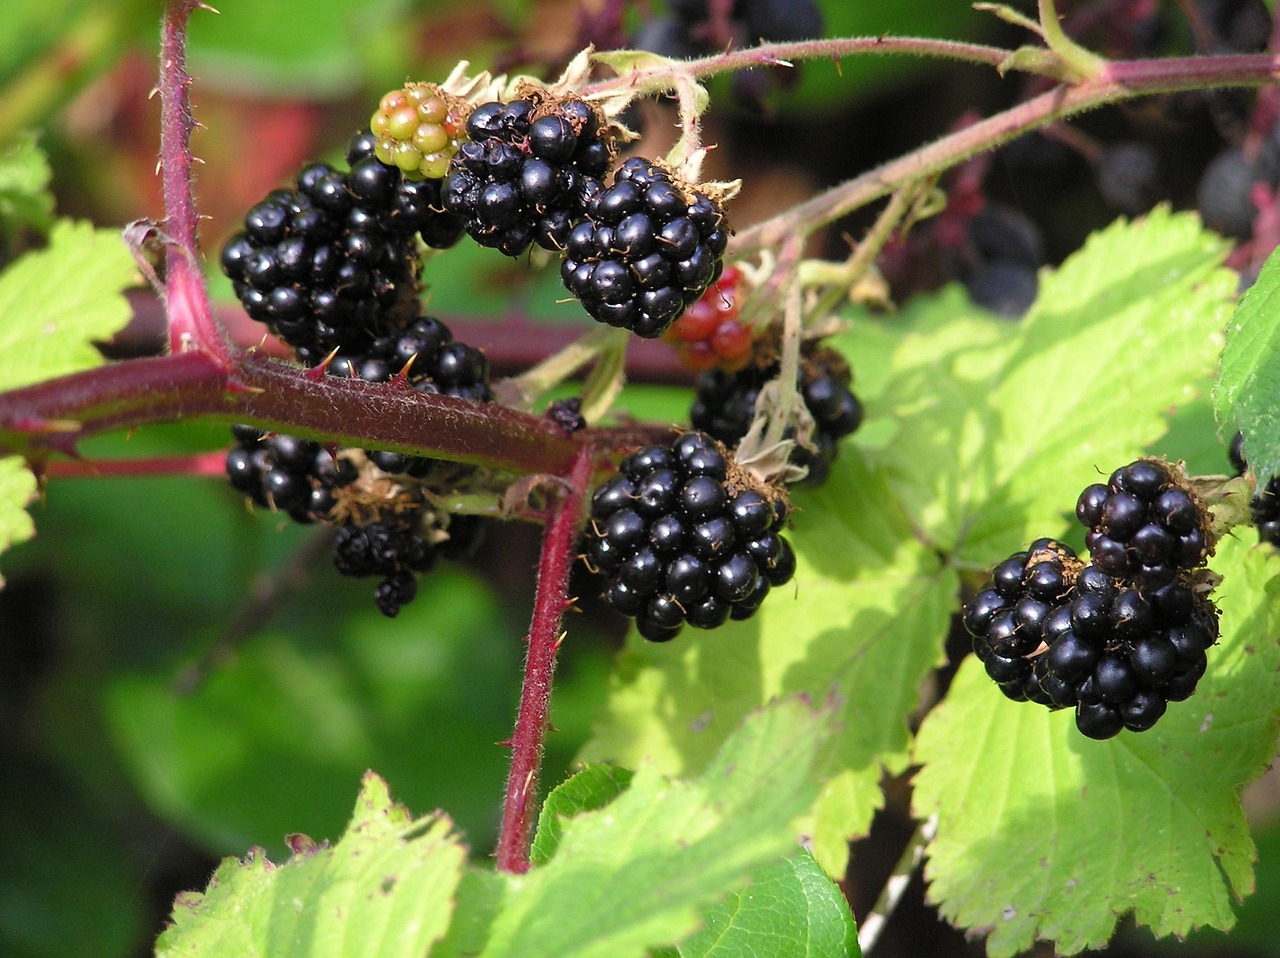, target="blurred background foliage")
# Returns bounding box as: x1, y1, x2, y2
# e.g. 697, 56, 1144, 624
2, 1, 1280, 957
